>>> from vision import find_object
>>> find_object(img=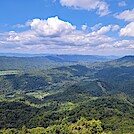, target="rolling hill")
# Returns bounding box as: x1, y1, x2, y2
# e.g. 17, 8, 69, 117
0, 54, 119, 71
0, 55, 134, 133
